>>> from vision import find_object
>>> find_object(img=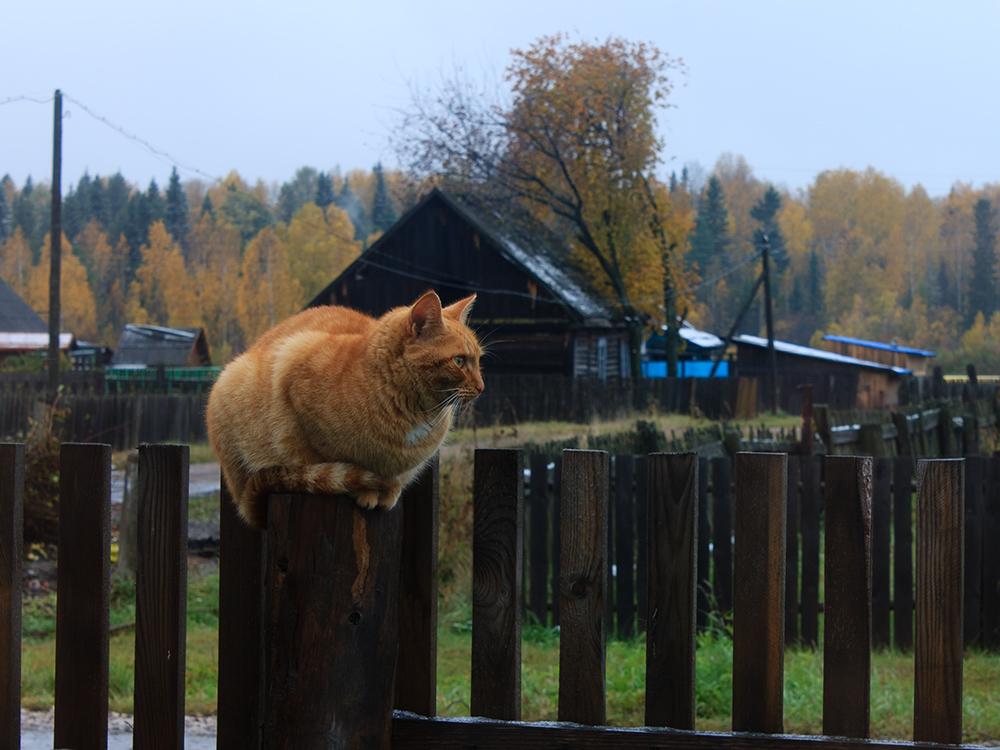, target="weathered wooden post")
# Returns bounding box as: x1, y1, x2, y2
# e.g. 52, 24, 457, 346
262, 493, 403, 750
